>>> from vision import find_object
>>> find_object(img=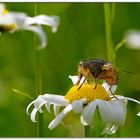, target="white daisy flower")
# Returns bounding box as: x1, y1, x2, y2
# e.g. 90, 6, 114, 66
26, 75, 140, 135
125, 30, 140, 49
0, 3, 60, 49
